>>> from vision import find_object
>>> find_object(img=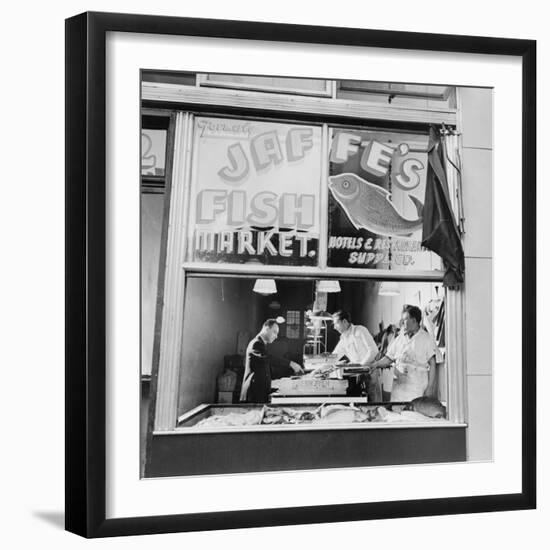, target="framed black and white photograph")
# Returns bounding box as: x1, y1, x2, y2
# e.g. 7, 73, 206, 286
65, 11, 536, 538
